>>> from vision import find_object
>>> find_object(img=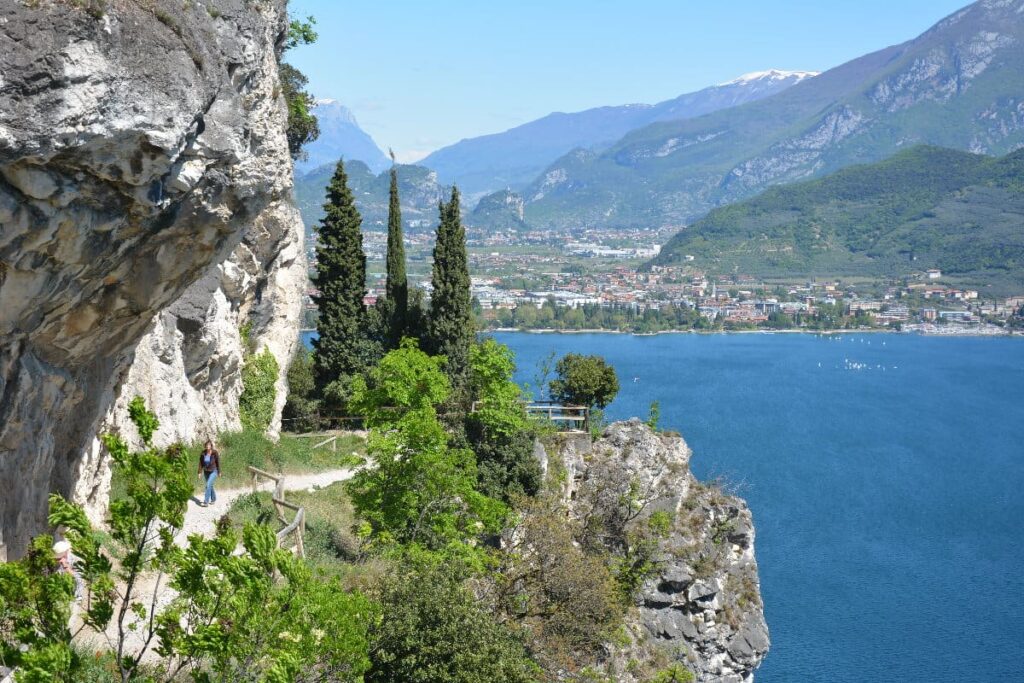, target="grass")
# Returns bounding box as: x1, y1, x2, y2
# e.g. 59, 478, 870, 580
226, 482, 388, 590
110, 429, 366, 502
